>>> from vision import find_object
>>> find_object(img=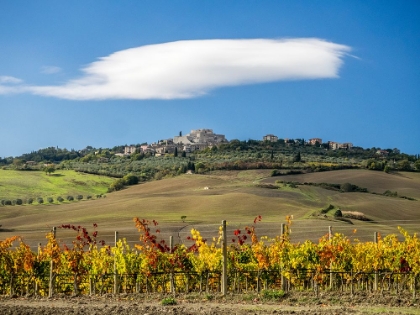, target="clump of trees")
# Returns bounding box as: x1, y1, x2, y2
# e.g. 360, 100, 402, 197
108, 174, 140, 192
